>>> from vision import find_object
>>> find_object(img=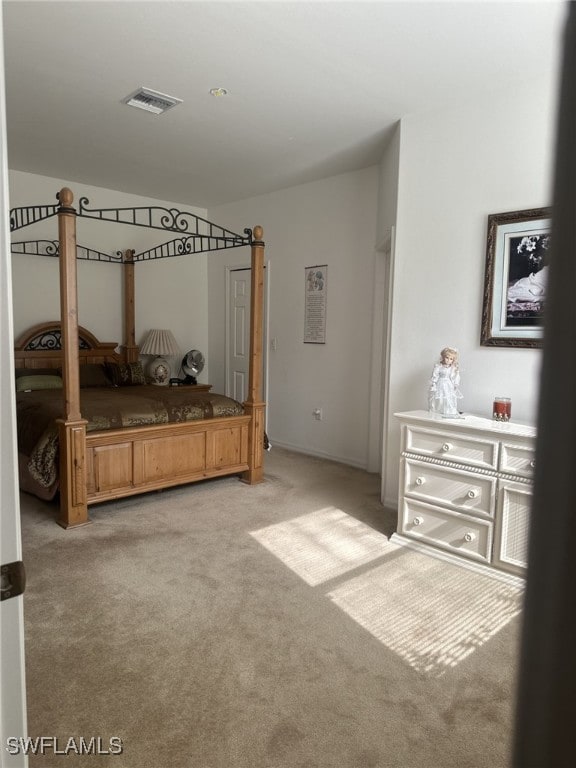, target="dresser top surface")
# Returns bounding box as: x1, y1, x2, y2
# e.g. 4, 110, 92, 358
394, 410, 536, 439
